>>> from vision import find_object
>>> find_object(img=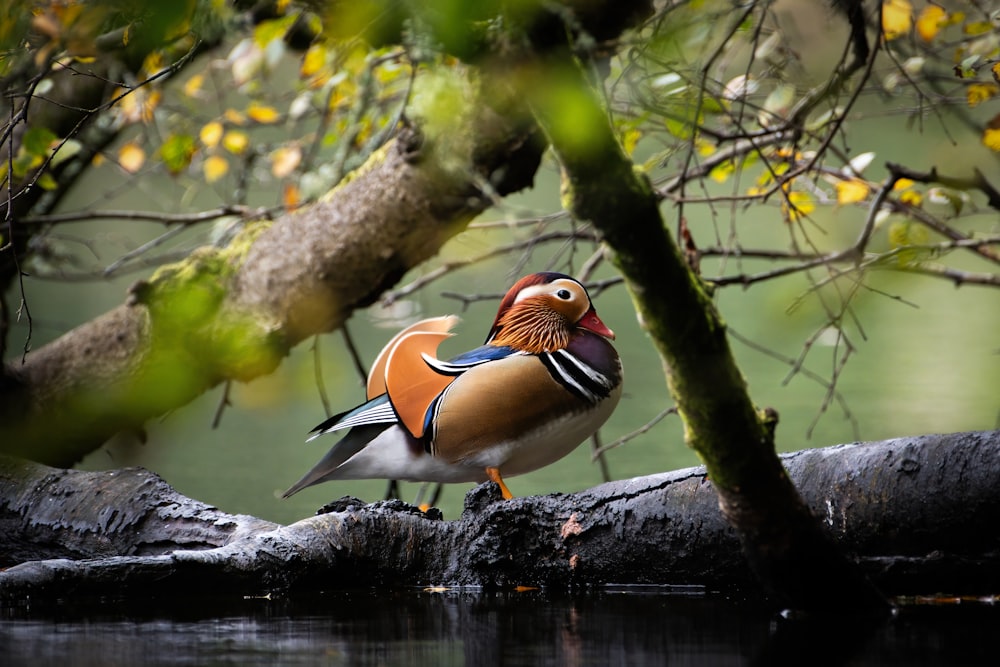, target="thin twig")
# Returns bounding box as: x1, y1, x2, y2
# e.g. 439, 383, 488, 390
576, 248, 605, 283
728, 328, 859, 440
382, 230, 599, 305
102, 224, 188, 277
589, 432, 612, 482
20, 204, 270, 226
886, 163, 1000, 213
211, 381, 231, 429
341, 322, 369, 387
311, 335, 332, 418
591, 407, 677, 460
